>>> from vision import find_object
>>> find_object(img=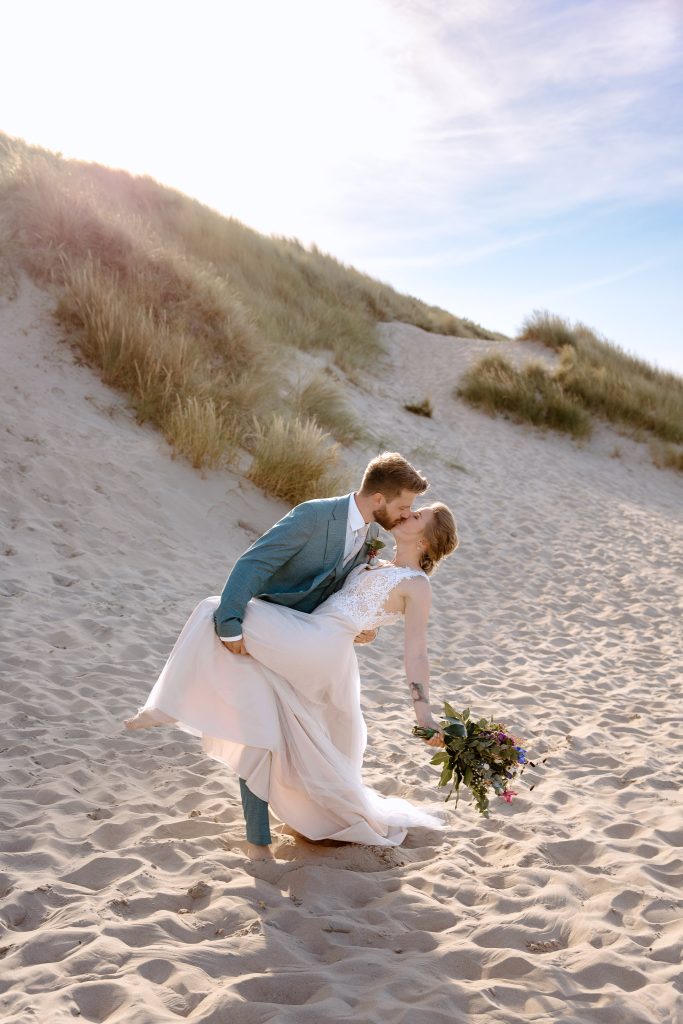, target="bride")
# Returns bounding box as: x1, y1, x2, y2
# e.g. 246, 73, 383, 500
124, 501, 458, 858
